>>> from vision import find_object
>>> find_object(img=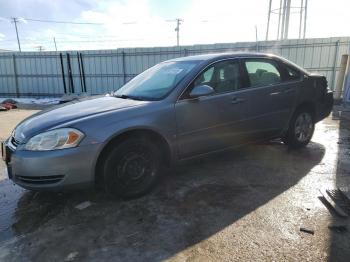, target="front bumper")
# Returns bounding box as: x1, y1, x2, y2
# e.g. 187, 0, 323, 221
3, 141, 101, 191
